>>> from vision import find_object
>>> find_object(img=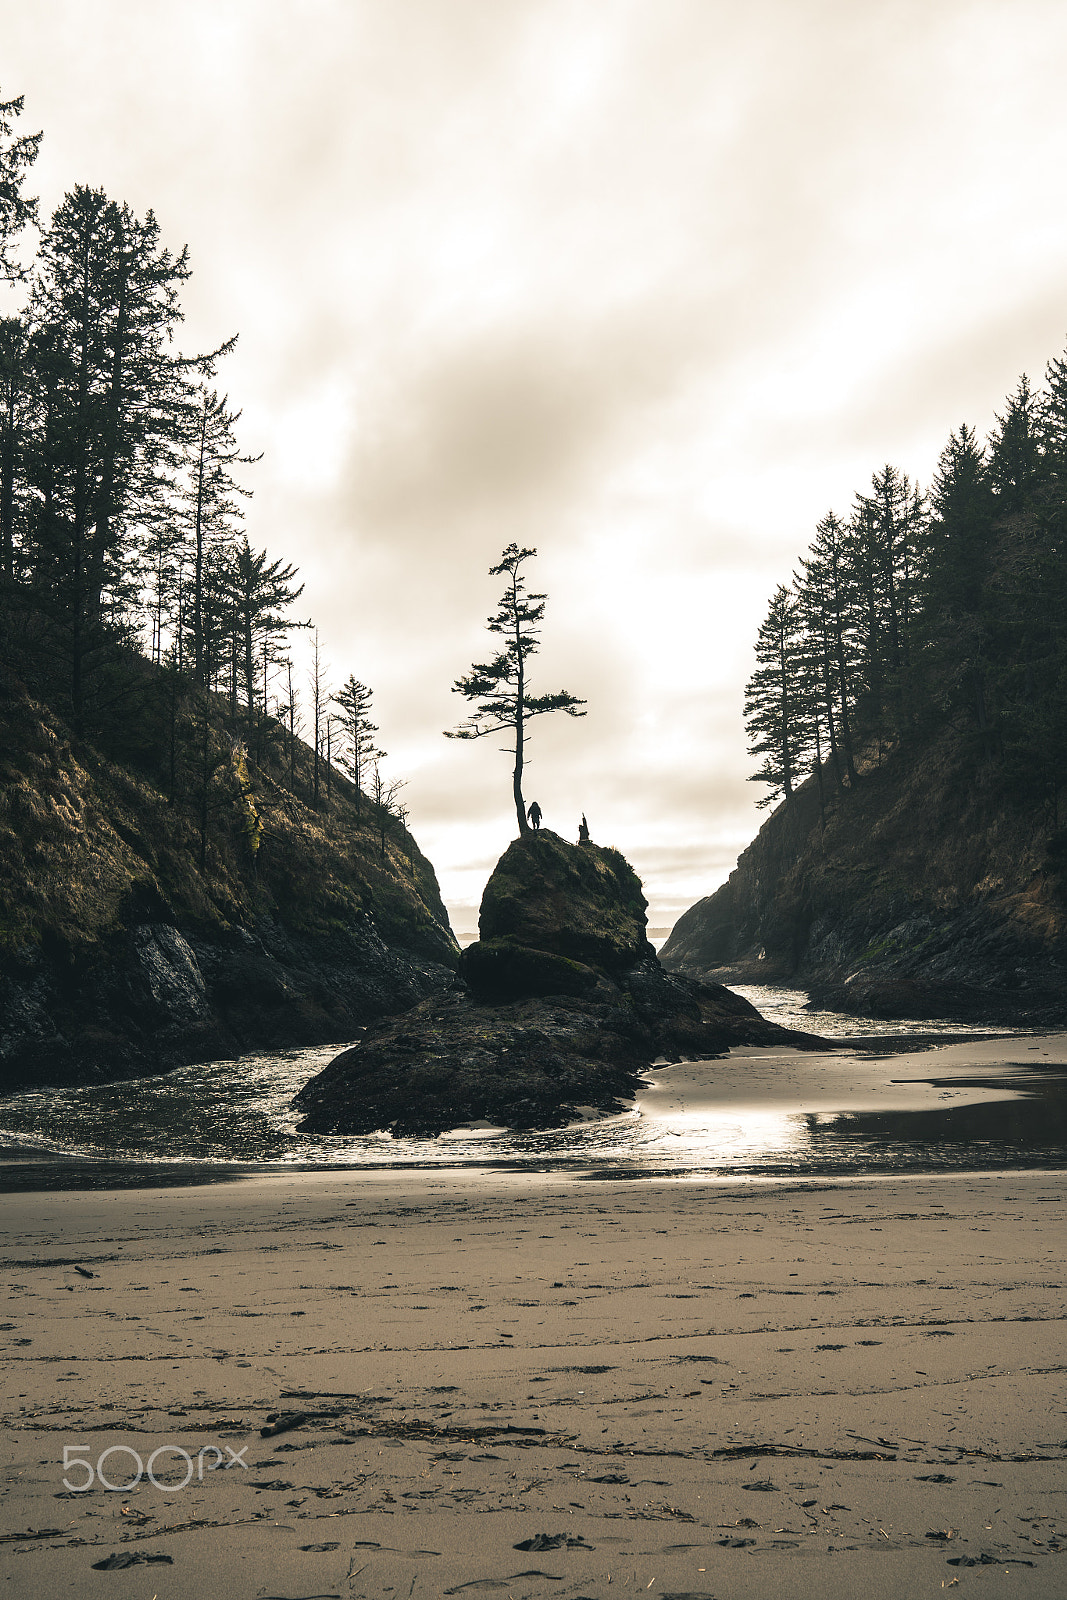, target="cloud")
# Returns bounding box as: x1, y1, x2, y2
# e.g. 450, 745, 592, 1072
342, 298, 708, 548
9, 0, 1067, 936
